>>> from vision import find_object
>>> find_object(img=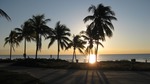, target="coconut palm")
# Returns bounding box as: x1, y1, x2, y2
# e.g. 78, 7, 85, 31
28, 14, 51, 59
47, 21, 71, 59
66, 35, 86, 62
14, 21, 35, 59
81, 25, 103, 62
4, 30, 19, 60
83, 4, 117, 62
0, 9, 11, 21
81, 25, 94, 55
